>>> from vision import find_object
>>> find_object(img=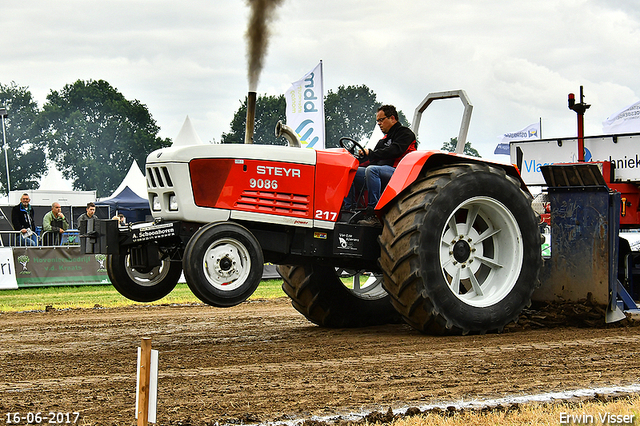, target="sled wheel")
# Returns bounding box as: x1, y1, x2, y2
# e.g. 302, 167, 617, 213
107, 251, 182, 302
379, 163, 541, 335
183, 222, 264, 307
278, 264, 401, 328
